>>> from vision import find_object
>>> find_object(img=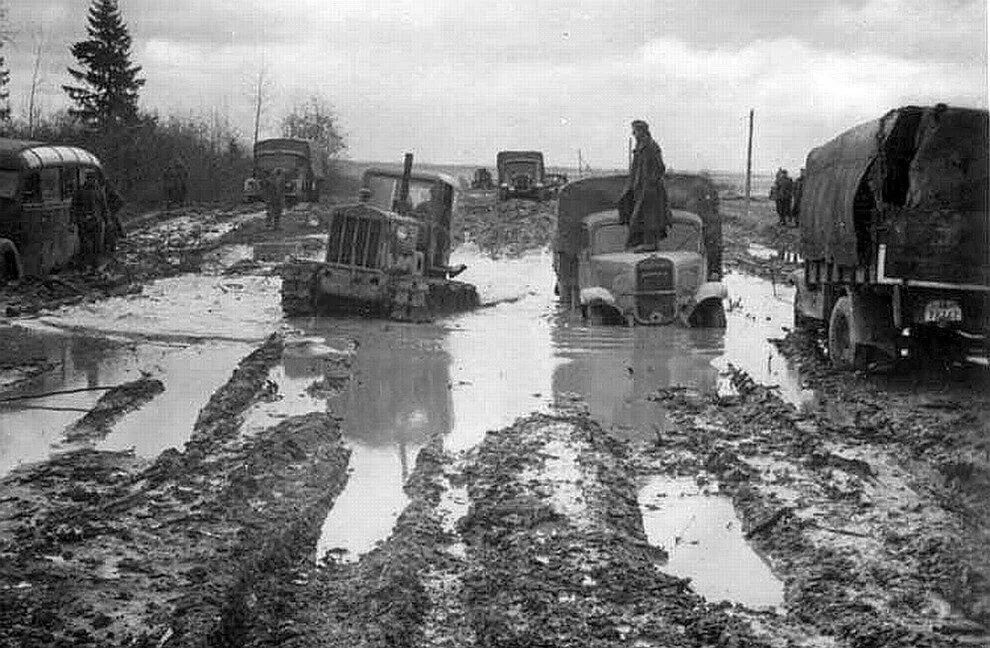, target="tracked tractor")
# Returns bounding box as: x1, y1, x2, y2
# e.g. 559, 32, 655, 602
280, 154, 479, 322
